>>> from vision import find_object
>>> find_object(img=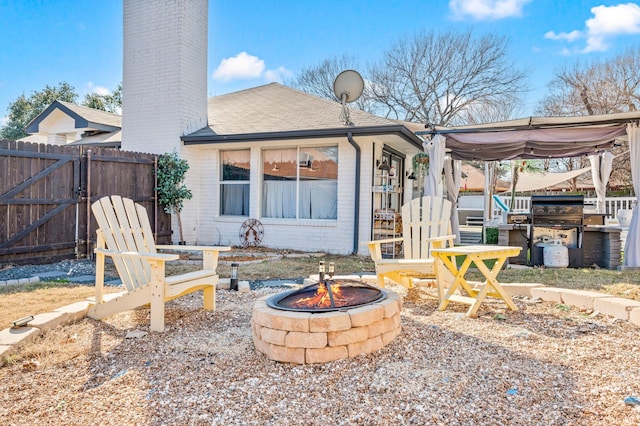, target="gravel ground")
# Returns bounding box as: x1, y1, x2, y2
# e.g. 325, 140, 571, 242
1, 284, 640, 425
0, 259, 105, 282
